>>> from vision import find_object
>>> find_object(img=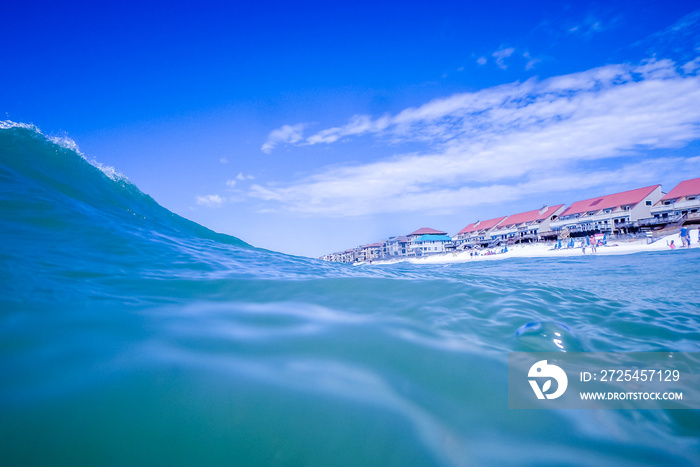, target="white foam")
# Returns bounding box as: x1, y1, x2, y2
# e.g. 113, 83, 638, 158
1, 119, 128, 182
0, 120, 39, 131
